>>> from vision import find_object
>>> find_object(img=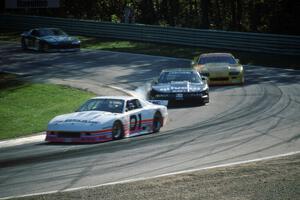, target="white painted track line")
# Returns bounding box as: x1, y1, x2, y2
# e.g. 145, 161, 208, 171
1, 151, 299, 200
0, 134, 44, 149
